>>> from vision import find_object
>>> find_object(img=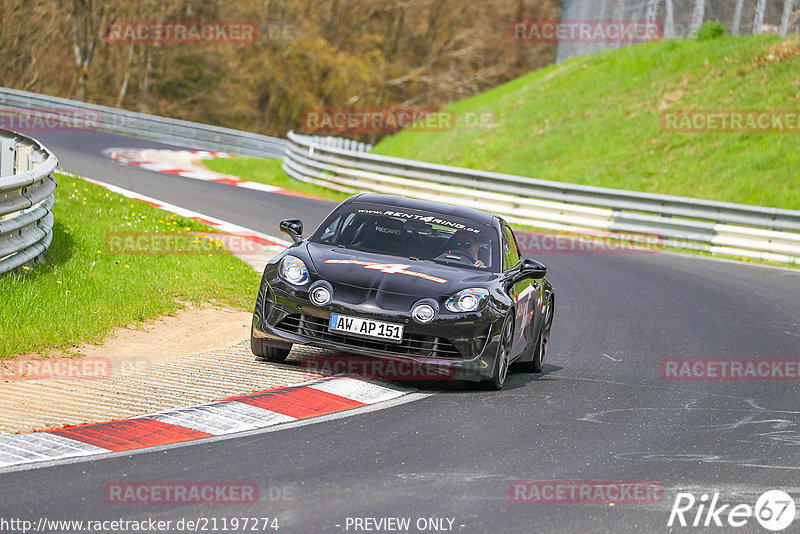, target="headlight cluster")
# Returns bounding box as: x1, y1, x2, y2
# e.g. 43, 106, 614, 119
280, 255, 309, 286
445, 288, 489, 313
280, 253, 489, 318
